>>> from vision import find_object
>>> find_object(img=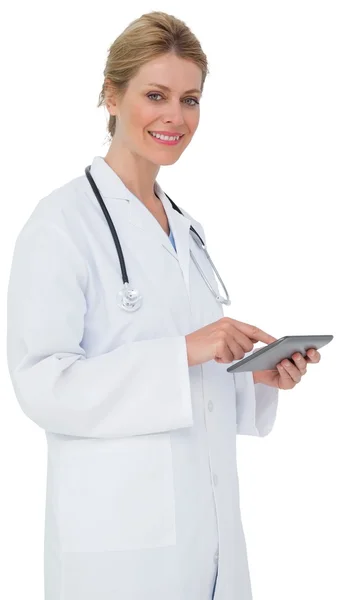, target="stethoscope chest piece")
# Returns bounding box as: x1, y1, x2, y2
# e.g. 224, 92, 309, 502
85, 164, 231, 310
117, 282, 143, 312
